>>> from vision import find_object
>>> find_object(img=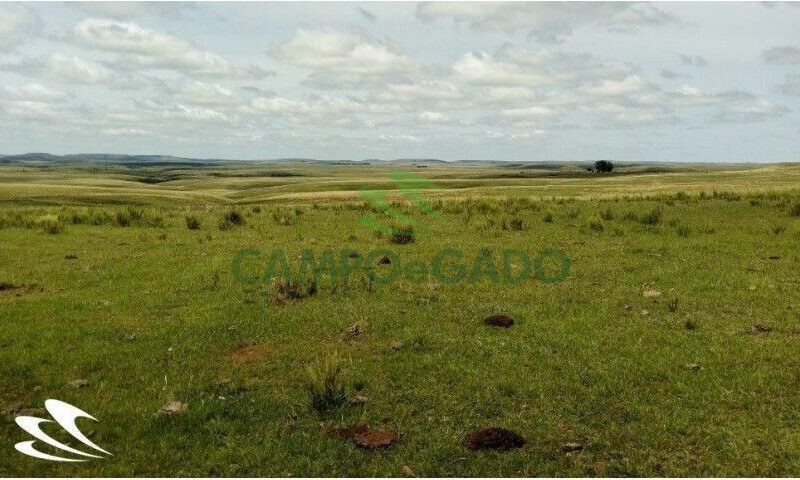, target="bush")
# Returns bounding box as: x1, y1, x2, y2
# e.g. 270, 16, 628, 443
114, 210, 132, 227
791, 202, 800, 217
641, 207, 663, 226
305, 352, 347, 413
273, 277, 317, 303
272, 209, 293, 226
35, 215, 62, 234
220, 209, 246, 229
593, 160, 614, 173
390, 228, 415, 245
185, 215, 201, 230
503, 217, 524, 231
